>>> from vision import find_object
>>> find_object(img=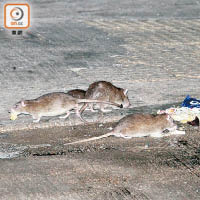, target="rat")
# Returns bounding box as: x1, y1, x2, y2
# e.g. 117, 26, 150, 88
65, 113, 185, 145
67, 89, 86, 110
10, 92, 122, 123
79, 81, 131, 114
67, 89, 86, 99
